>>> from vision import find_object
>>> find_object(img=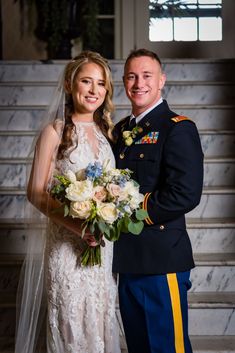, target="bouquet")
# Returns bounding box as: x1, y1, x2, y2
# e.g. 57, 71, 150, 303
51, 160, 148, 266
